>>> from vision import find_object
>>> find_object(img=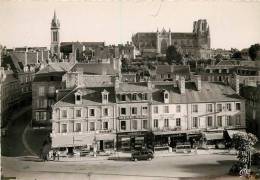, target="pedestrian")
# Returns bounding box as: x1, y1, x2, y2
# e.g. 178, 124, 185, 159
57, 150, 60, 161
53, 150, 56, 161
